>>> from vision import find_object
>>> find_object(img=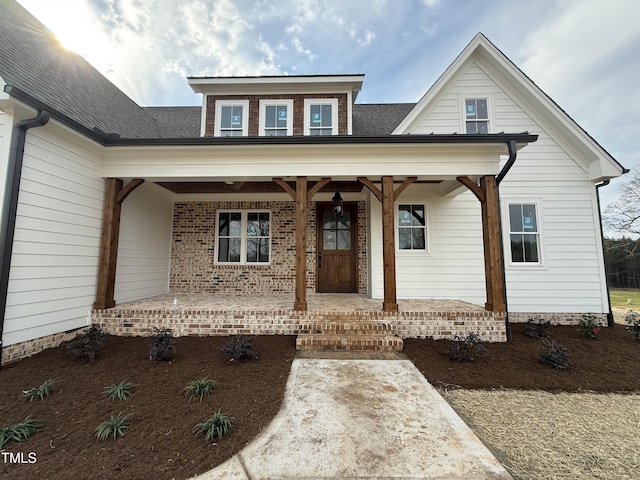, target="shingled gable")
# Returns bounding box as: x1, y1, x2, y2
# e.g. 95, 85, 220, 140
0, 0, 158, 139
393, 32, 626, 182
